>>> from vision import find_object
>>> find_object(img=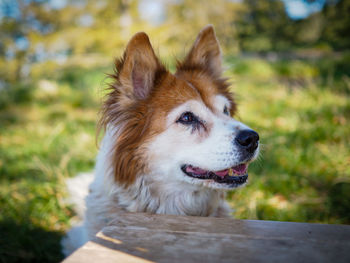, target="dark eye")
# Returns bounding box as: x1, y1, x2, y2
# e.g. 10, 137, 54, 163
223, 106, 229, 116
177, 112, 197, 124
